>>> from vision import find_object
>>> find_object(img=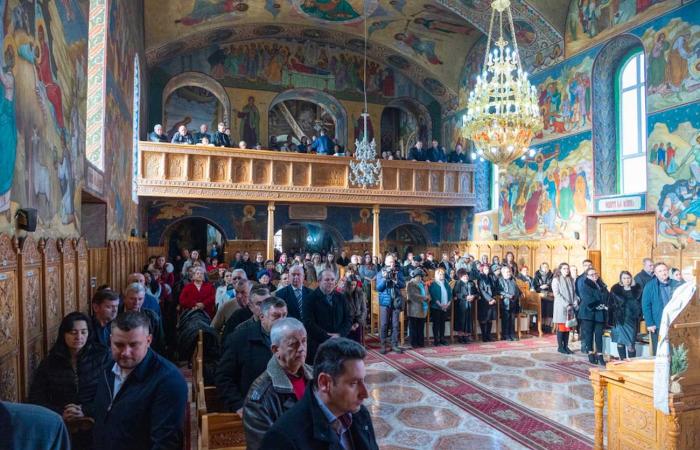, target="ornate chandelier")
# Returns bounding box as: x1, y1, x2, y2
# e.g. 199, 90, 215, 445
349, 4, 381, 188
463, 0, 542, 168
